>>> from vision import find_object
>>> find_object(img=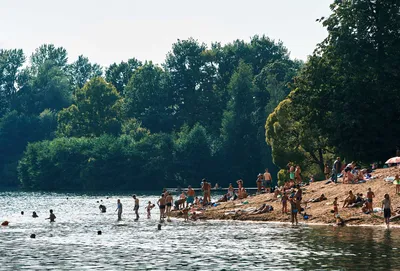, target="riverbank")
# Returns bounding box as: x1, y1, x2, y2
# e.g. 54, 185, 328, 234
176, 167, 400, 226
